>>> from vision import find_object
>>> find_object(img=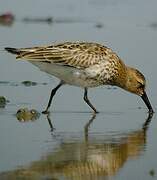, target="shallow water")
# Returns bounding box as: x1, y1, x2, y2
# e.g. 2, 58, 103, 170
0, 0, 157, 179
